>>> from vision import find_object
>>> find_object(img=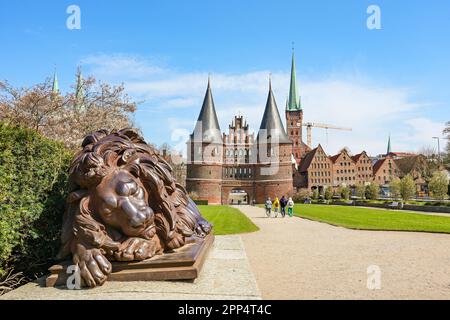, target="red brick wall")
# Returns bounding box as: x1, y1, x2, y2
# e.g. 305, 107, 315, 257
286, 110, 305, 161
